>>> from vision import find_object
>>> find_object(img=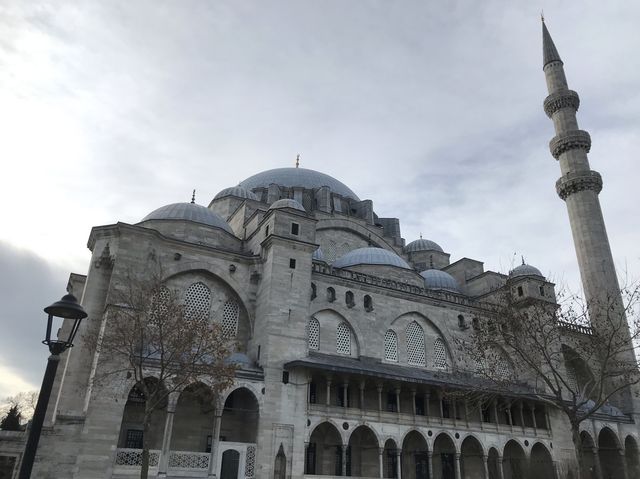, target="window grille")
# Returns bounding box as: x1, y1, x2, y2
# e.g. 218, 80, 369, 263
185, 282, 211, 321
336, 322, 351, 355
326, 241, 337, 262
150, 286, 171, 324
308, 318, 320, 350
406, 321, 425, 366
495, 357, 512, 380
221, 300, 239, 337
384, 330, 398, 362
125, 429, 144, 449
433, 338, 447, 369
